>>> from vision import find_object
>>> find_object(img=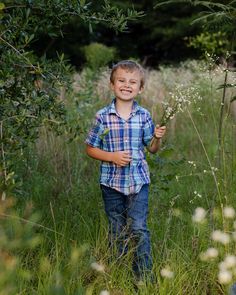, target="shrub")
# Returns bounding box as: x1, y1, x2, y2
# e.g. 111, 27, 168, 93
84, 42, 116, 70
